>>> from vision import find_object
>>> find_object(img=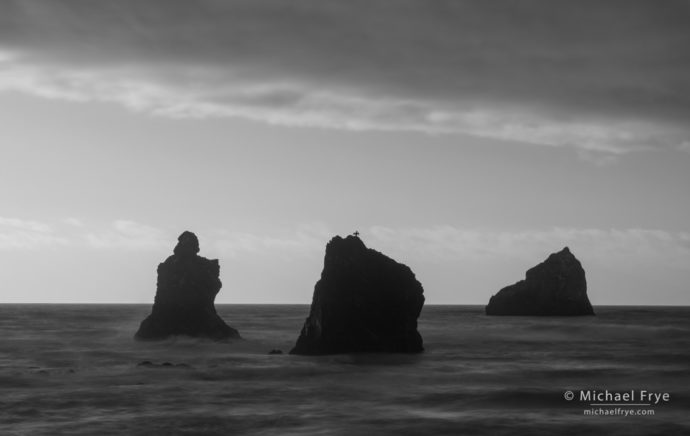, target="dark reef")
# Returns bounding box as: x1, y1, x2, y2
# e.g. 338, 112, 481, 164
135, 231, 240, 340
485, 247, 594, 316
290, 235, 425, 355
